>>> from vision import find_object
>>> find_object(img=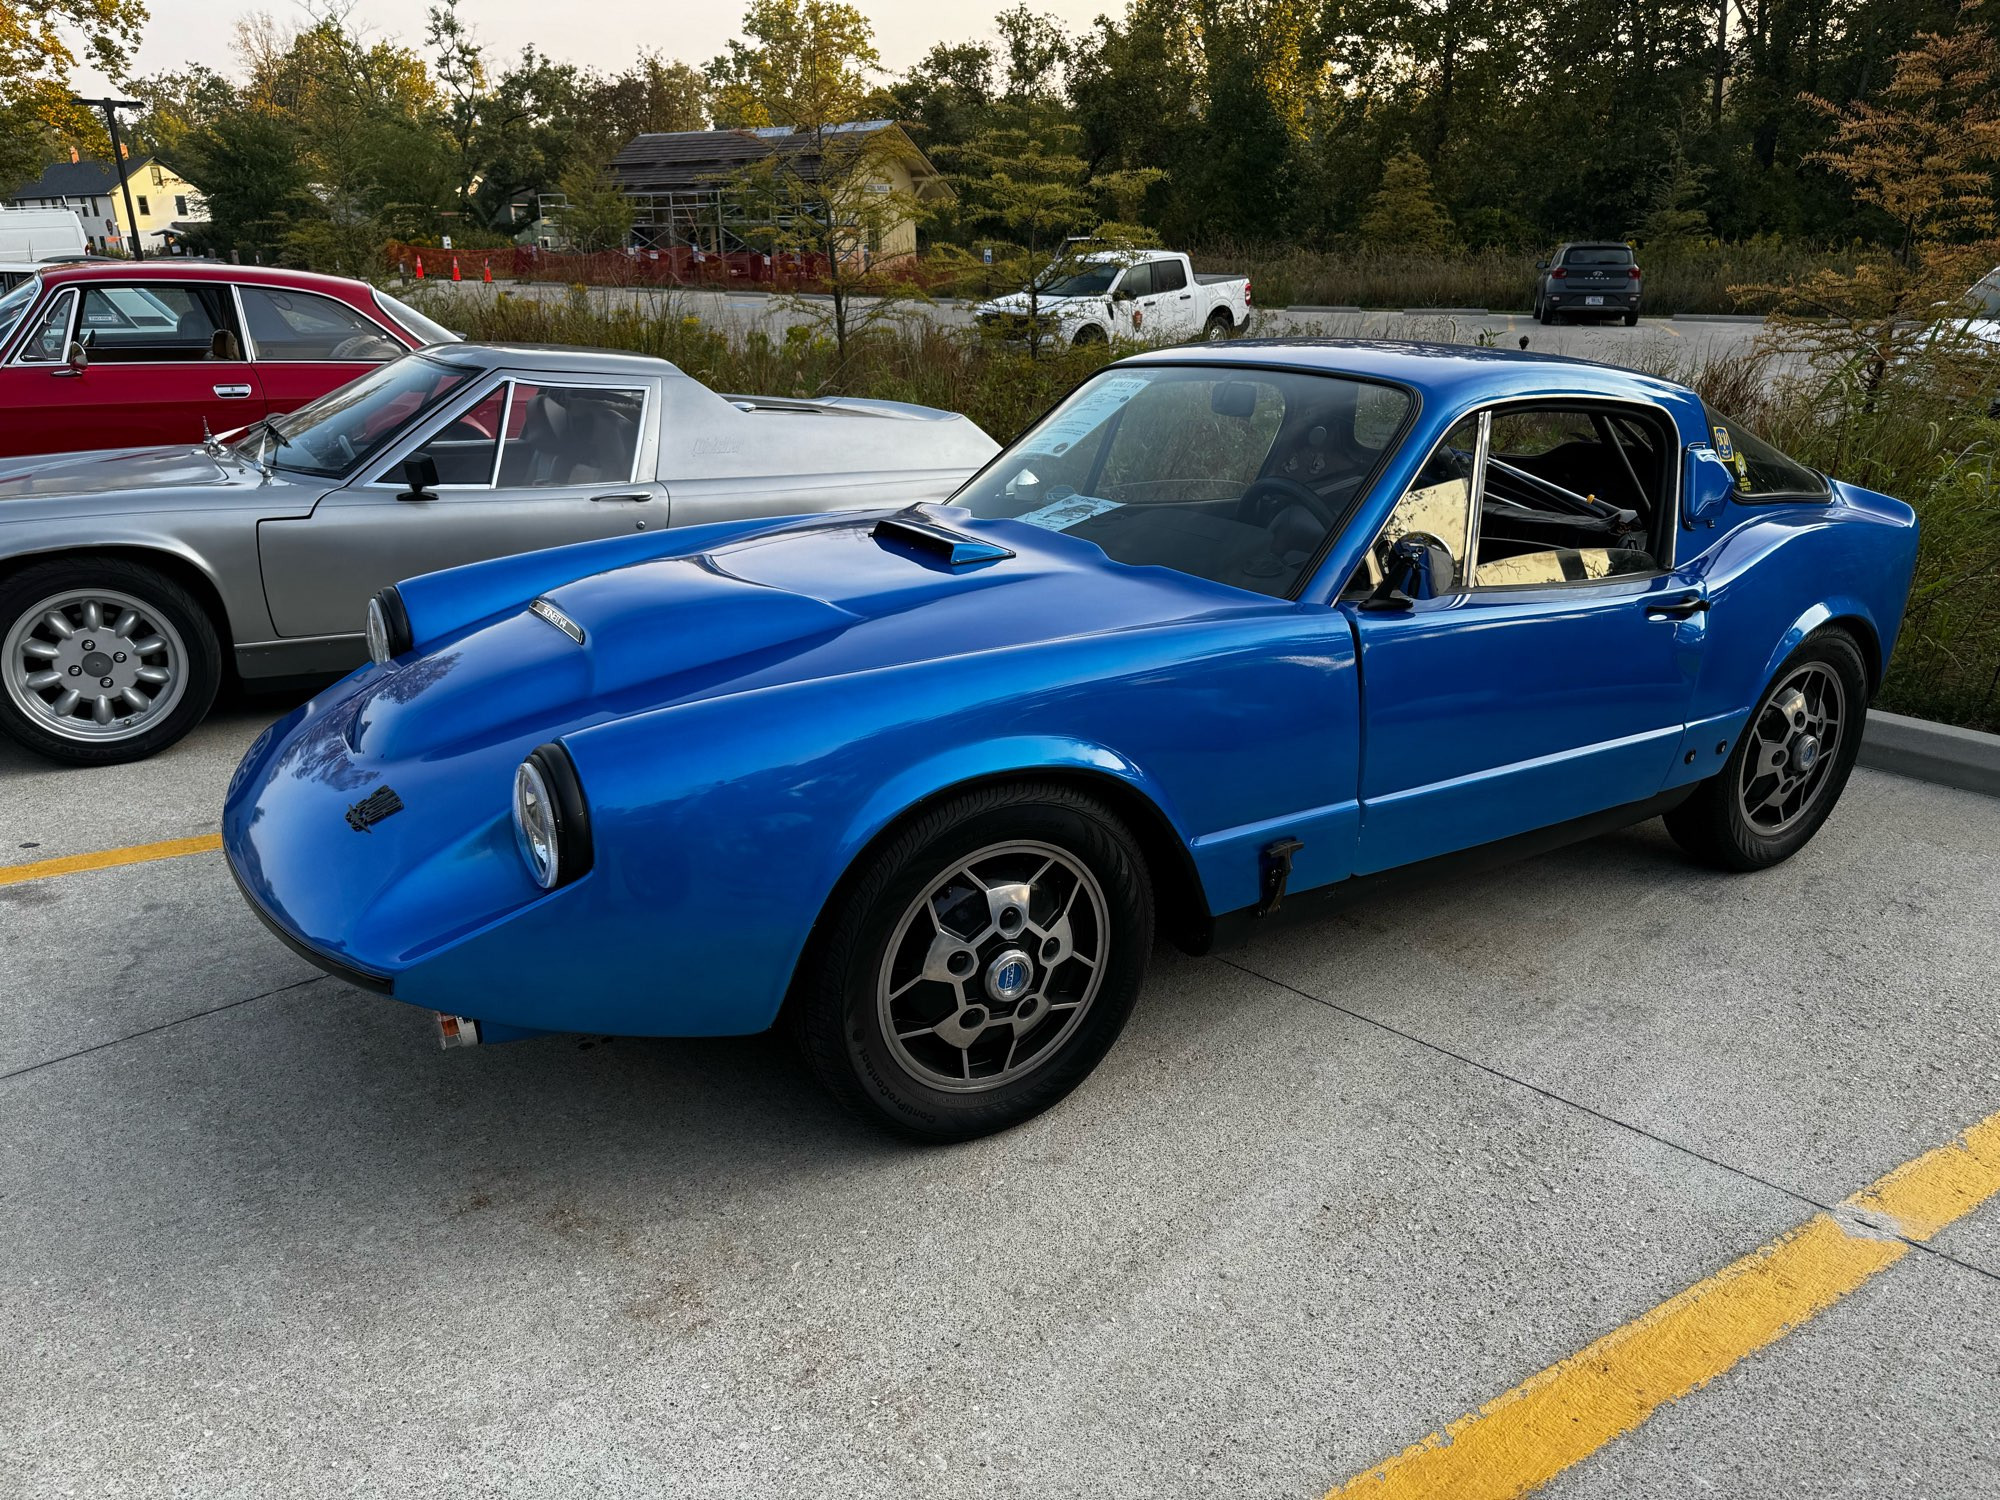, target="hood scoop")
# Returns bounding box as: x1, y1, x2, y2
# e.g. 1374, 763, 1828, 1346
873, 514, 1014, 569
